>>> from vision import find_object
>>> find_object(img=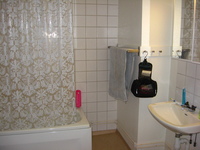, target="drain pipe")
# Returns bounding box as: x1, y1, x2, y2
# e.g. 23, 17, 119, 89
174, 134, 190, 150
